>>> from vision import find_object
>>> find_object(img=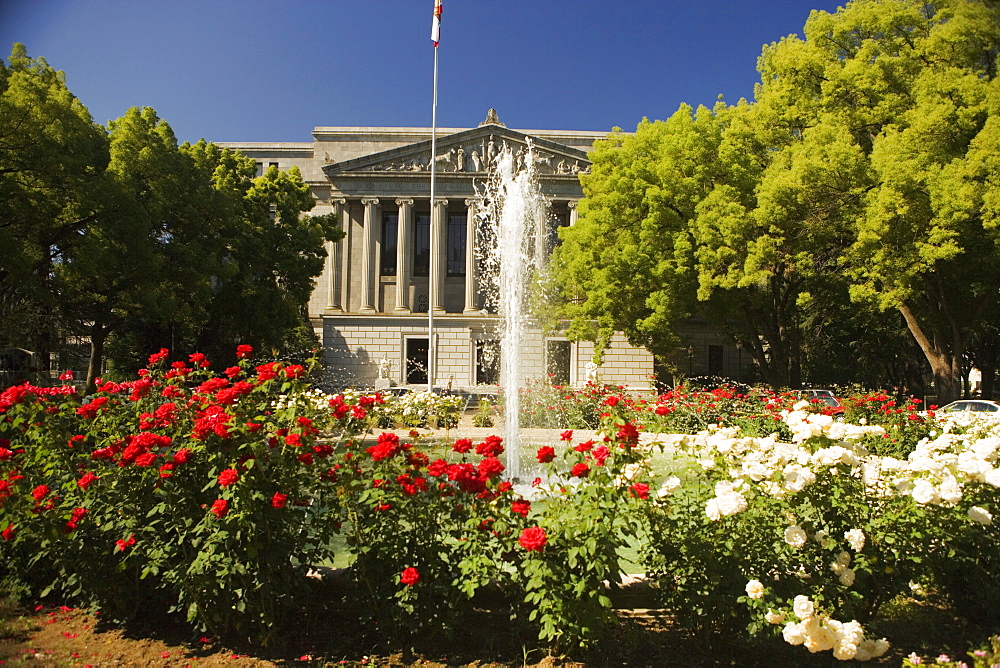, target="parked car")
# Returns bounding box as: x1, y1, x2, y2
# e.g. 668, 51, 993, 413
801, 390, 846, 418
802, 388, 836, 399
937, 399, 1000, 415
